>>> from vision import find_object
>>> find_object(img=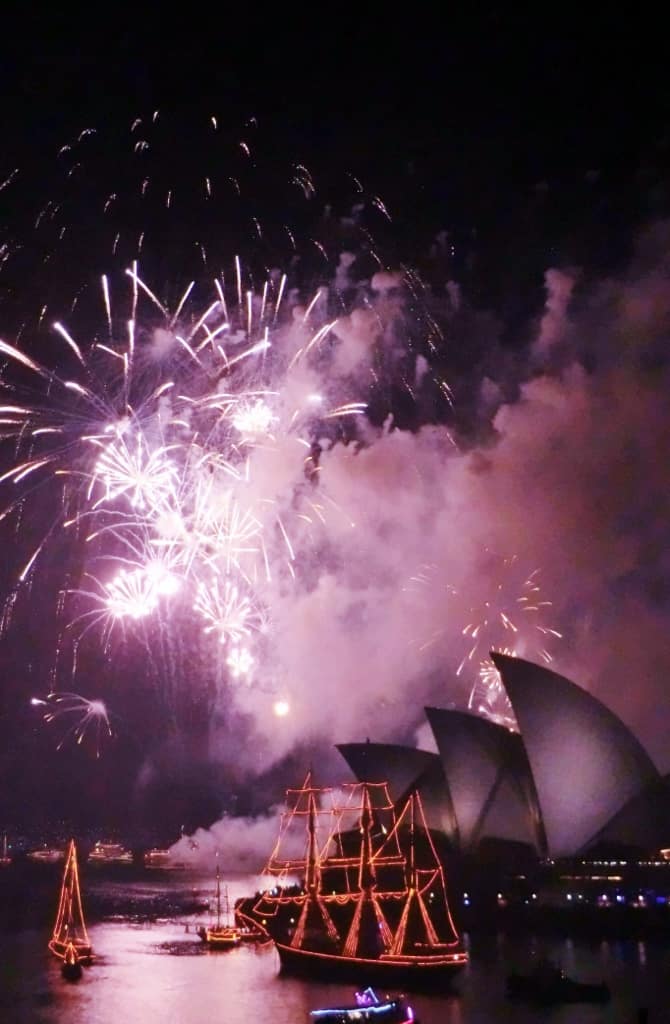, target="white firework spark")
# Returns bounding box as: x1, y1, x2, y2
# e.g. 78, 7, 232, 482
0, 113, 446, 751
193, 576, 256, 645
31, 692, 113, 757
91, 430, 180, 512
459, 558, 562, 728
226, 645, 254, 679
